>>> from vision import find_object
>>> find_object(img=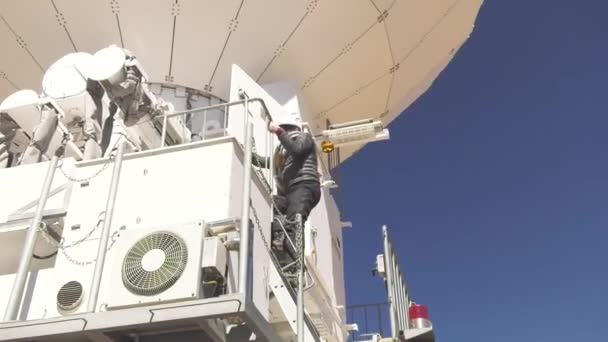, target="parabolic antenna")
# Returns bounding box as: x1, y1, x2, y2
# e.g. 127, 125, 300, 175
85, 45, 127, 83
0, 0, 484, 161
42, 52, 92, 99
